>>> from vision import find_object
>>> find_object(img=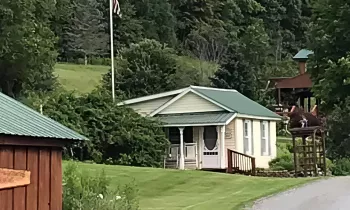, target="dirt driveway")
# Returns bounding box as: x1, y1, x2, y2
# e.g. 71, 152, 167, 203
250, 177, 350, 210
